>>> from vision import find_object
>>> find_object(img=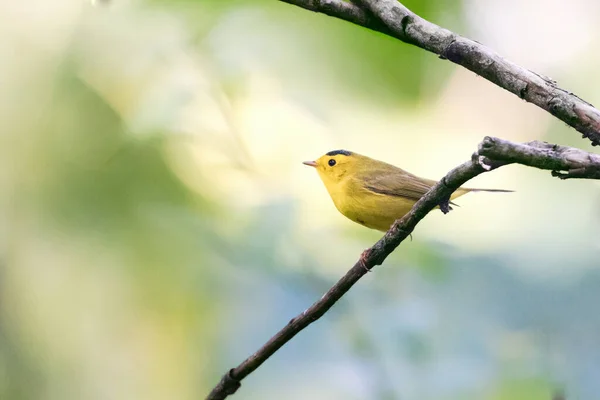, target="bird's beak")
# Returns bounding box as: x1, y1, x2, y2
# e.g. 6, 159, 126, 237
302, 161, 317, 168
